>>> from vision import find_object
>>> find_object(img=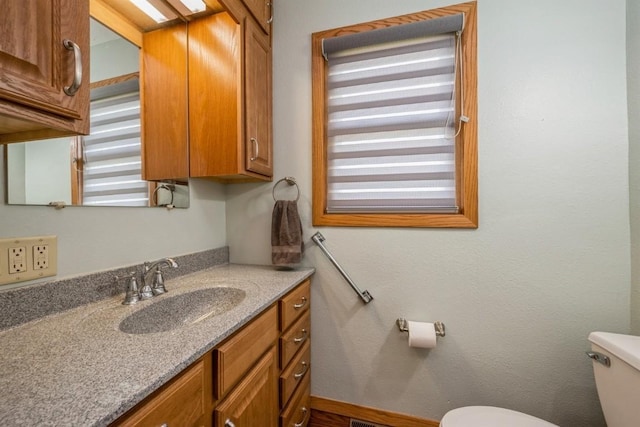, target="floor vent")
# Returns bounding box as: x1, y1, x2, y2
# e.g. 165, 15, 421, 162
349, 419, 390, 427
